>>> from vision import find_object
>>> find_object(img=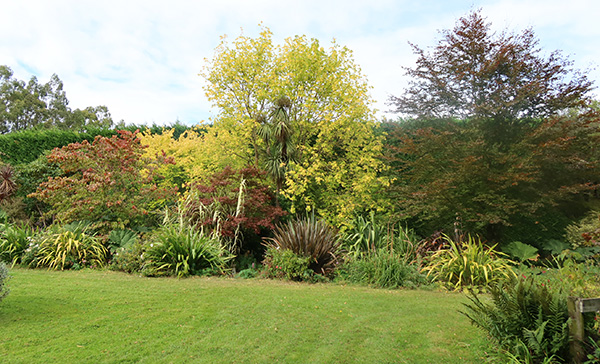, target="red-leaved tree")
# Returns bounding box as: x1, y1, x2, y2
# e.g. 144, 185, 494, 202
29, 130, 177, 231
184, 166, 286, 252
